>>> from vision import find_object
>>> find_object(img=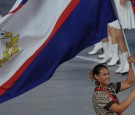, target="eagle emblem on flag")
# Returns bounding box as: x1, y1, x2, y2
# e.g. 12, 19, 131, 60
0, 30, 19, 67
